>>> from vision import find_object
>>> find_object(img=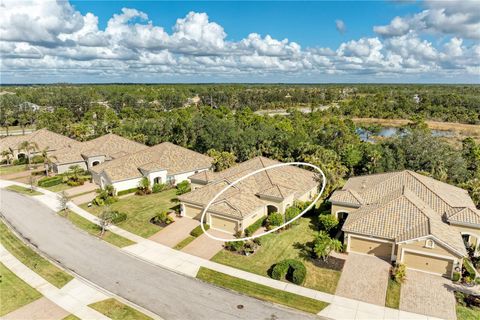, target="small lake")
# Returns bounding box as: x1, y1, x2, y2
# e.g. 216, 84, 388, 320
356, 127, 455, 142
